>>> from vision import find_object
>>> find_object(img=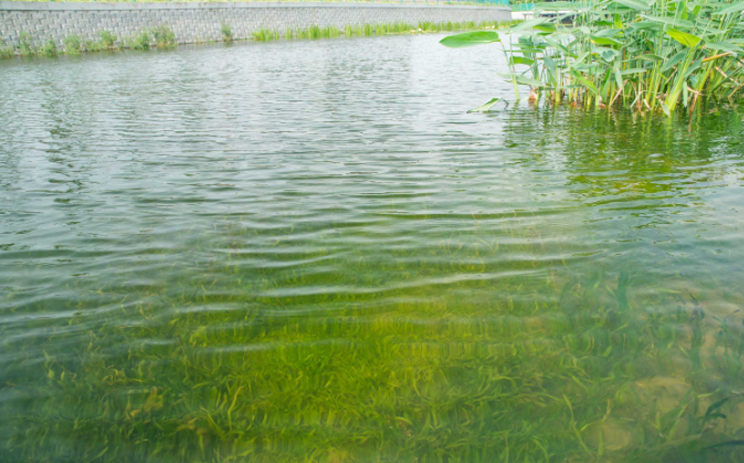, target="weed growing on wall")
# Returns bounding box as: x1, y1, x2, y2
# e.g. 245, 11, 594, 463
18, 32, 35, 57
253, 29, 279, 41
131, 31, 151, 50
40, 39, 58, 57
98, 30, 118, 50
221, 22, 234, 42
0, 40, 13, 59
63, 35, 82, 55
84, 39, 104, 53
152, 25, 176, 48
